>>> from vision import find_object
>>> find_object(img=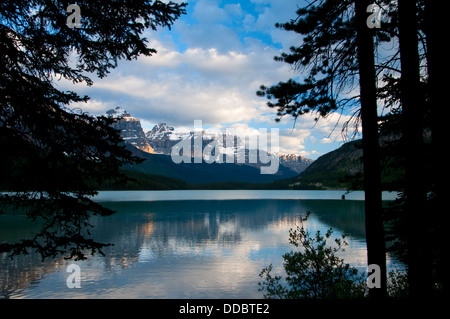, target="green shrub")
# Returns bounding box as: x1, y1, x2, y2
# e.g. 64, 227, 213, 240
258, 212, 367, 299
